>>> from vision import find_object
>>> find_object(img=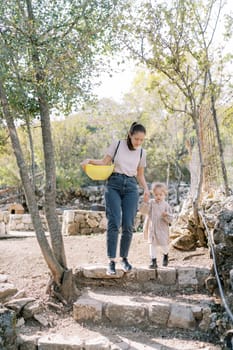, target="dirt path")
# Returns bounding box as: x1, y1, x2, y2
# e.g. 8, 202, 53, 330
0, 232, 212, 299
